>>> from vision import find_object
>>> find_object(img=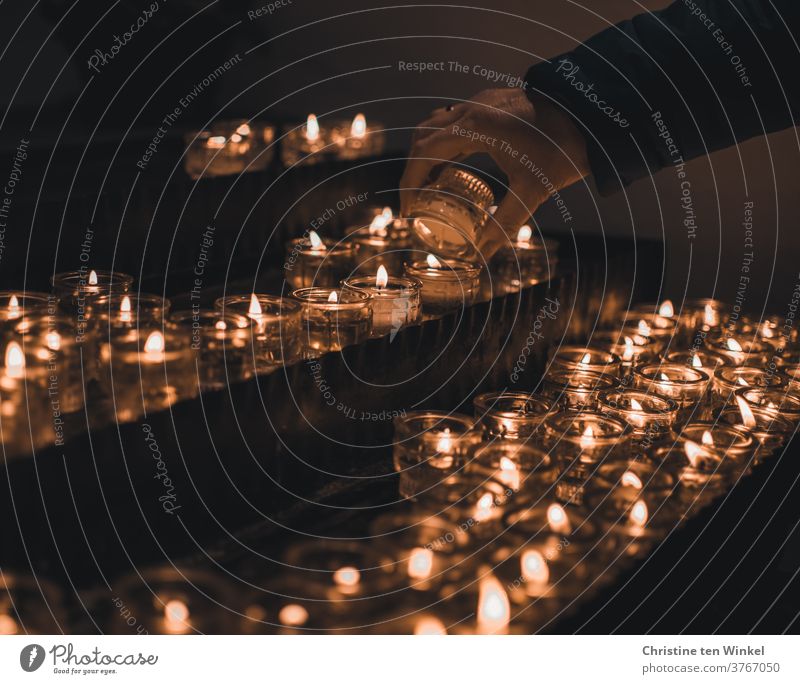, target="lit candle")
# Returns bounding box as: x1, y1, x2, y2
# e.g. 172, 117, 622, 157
472, 390, 552, 440
548, 345, 622, 378
490, 226, 560, 293
183, 120, 275, 179
734, 386, 800, 422
631, 362, 710, 423
476, 573, 511, 634
291, 287, 372, 358
591, 330, 659, 372
0, 291, 53, 321
621, 314, 679, 351
674, 421, 756, 460
466, 441, 558, 492
334, 112, 385, 160
710, 365, 786, 412
542, 410, 629, 463
717, 394, 795, 455
707, 334, 773, 366
342, 265, 422, 338
284, 230, 356, 289
404, 254, 481, 315
541, 368, 620, 410
598, 389, 679, 444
